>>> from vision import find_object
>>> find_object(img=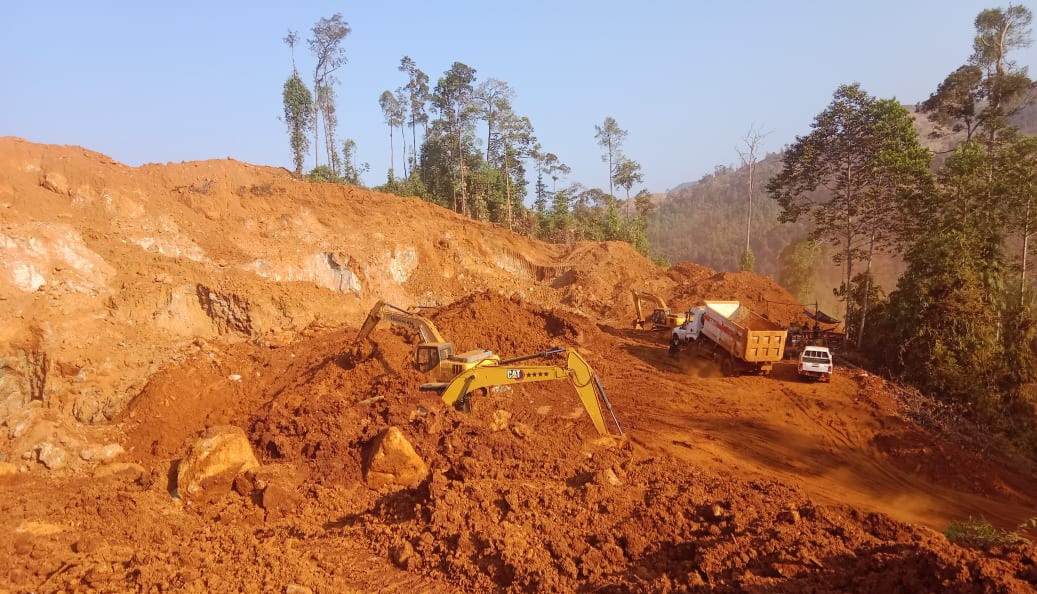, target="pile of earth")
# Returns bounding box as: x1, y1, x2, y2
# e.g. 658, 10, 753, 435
0, 291, 1000, 593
